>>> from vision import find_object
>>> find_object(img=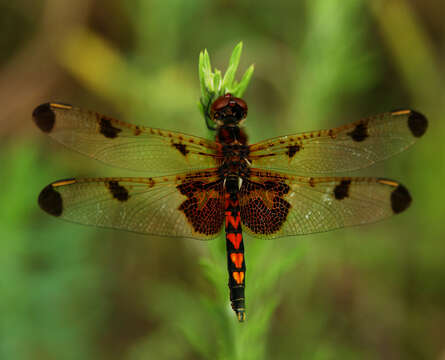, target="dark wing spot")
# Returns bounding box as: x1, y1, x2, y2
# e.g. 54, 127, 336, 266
177, 180, 224, 235
286, 145, 300, 158
391, 184, 411, 214
173, 143, 189, 156
347, 123, 368, 142
408, 111, 428, 138
33, 103, 55, 133
240, 179, 291, 235
99, 117, 122, 139
38, 184, 63, 216
334, 180, 351, 200
241, 196, 291, 234
107, 181, 129, 201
